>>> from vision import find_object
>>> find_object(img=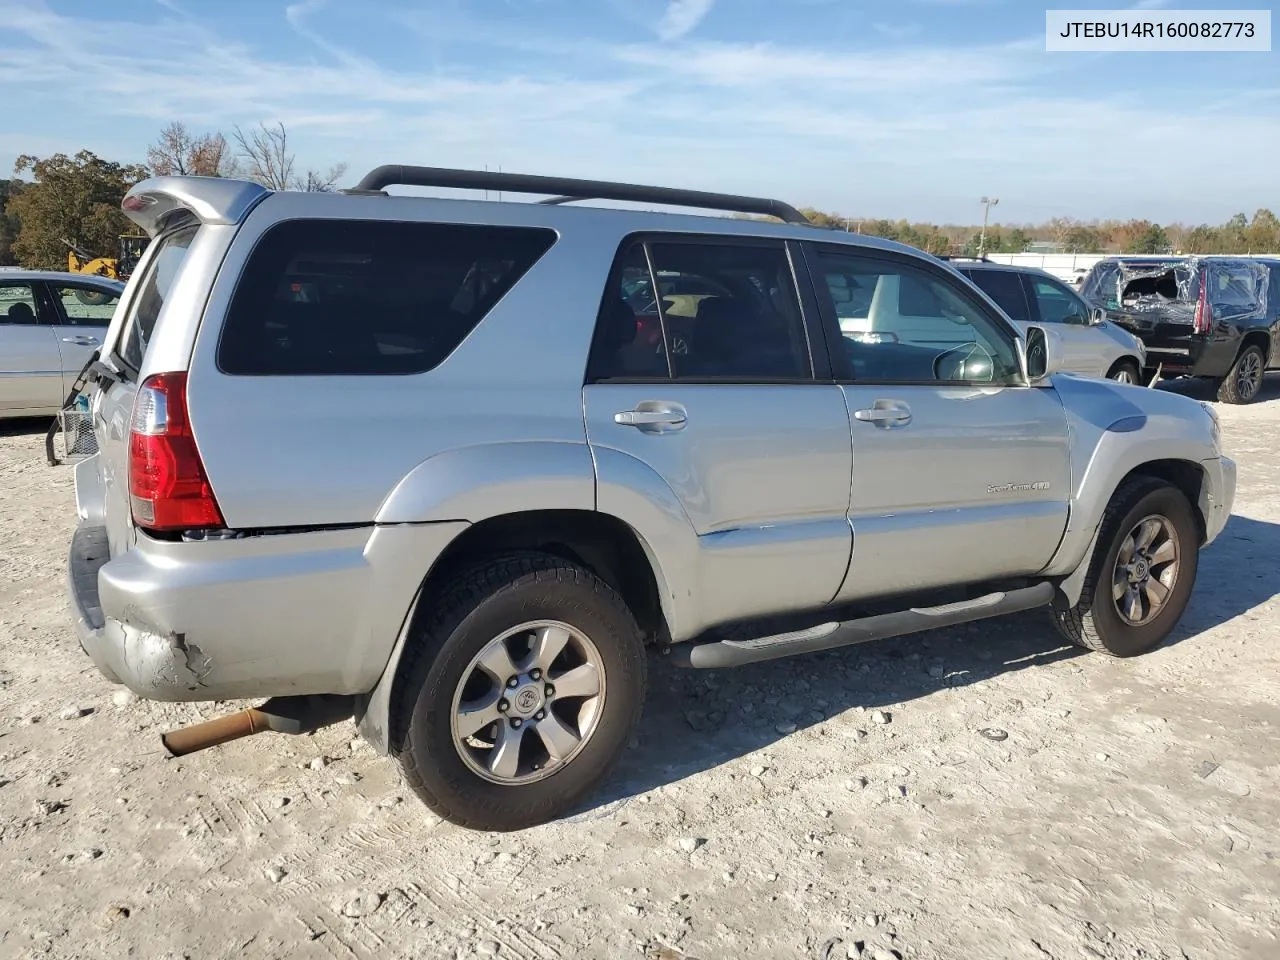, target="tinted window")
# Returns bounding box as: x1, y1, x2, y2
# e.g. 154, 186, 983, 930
1080, 263, 1118, 305
53, 284, 119, 326
120, 225, 198, 373
815, 250, 1020, 385
964, 269, 1031, 323
0, 284, 40, 326
218, 220, 556, 376
588, 239, 811, 381
1211, 265, 1260, 310
1029, 277, 1089, 325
